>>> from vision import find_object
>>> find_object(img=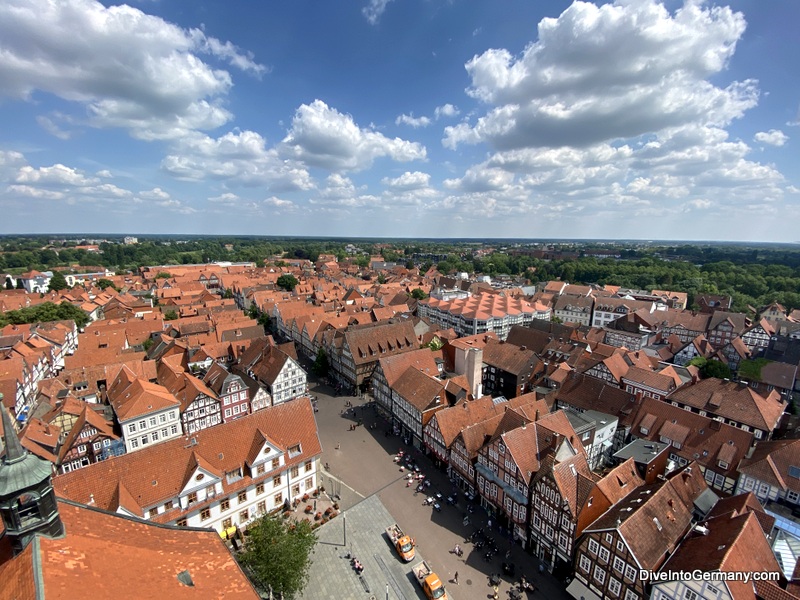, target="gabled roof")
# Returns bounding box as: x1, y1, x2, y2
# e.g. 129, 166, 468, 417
661, 511, 782, 599
586, 477, 694, 571
667, 378, 785, 432
53, 398, 321, 518
107, 367, 179, 422
737, 438, 800, 494
377, 348, 439, 388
